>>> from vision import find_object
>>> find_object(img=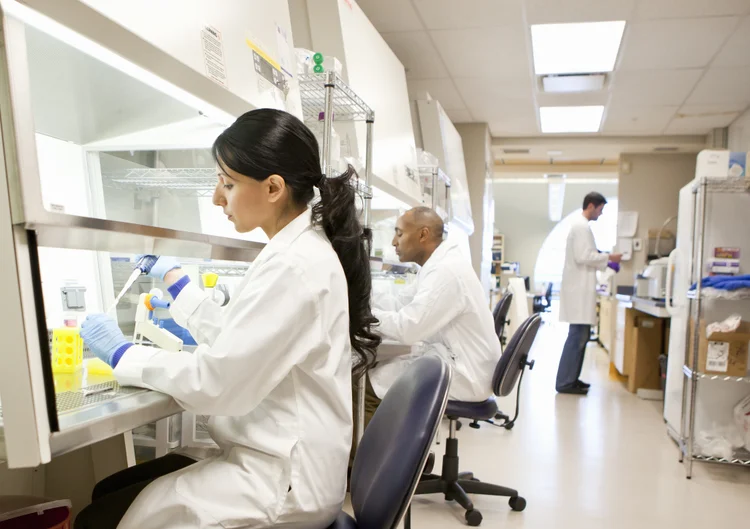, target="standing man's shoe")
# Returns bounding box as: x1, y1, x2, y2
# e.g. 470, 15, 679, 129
556, 385, 589, 395
575, 380, 591, 389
